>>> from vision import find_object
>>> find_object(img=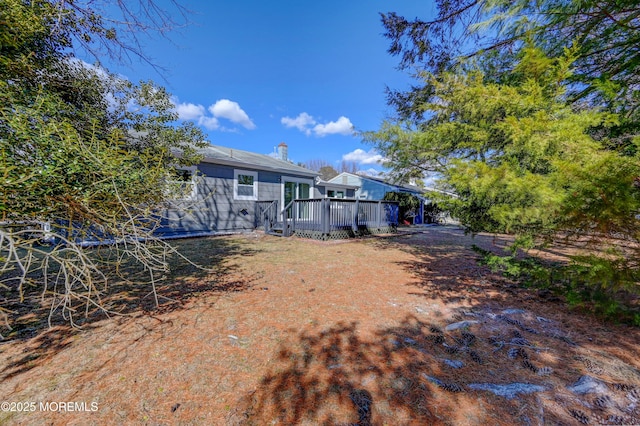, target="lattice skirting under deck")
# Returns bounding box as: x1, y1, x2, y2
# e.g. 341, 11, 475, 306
293, 226, 397, 241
